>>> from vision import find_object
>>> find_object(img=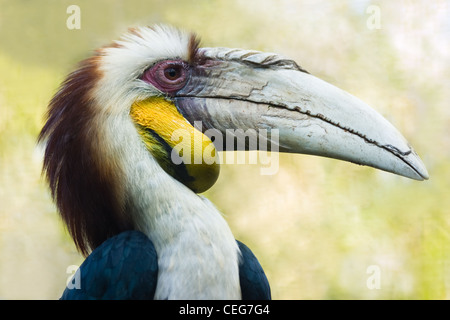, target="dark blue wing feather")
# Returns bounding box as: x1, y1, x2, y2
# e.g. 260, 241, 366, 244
60, 230, 158, 300
237, 240, 271, 300
60, 232, 270, 300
